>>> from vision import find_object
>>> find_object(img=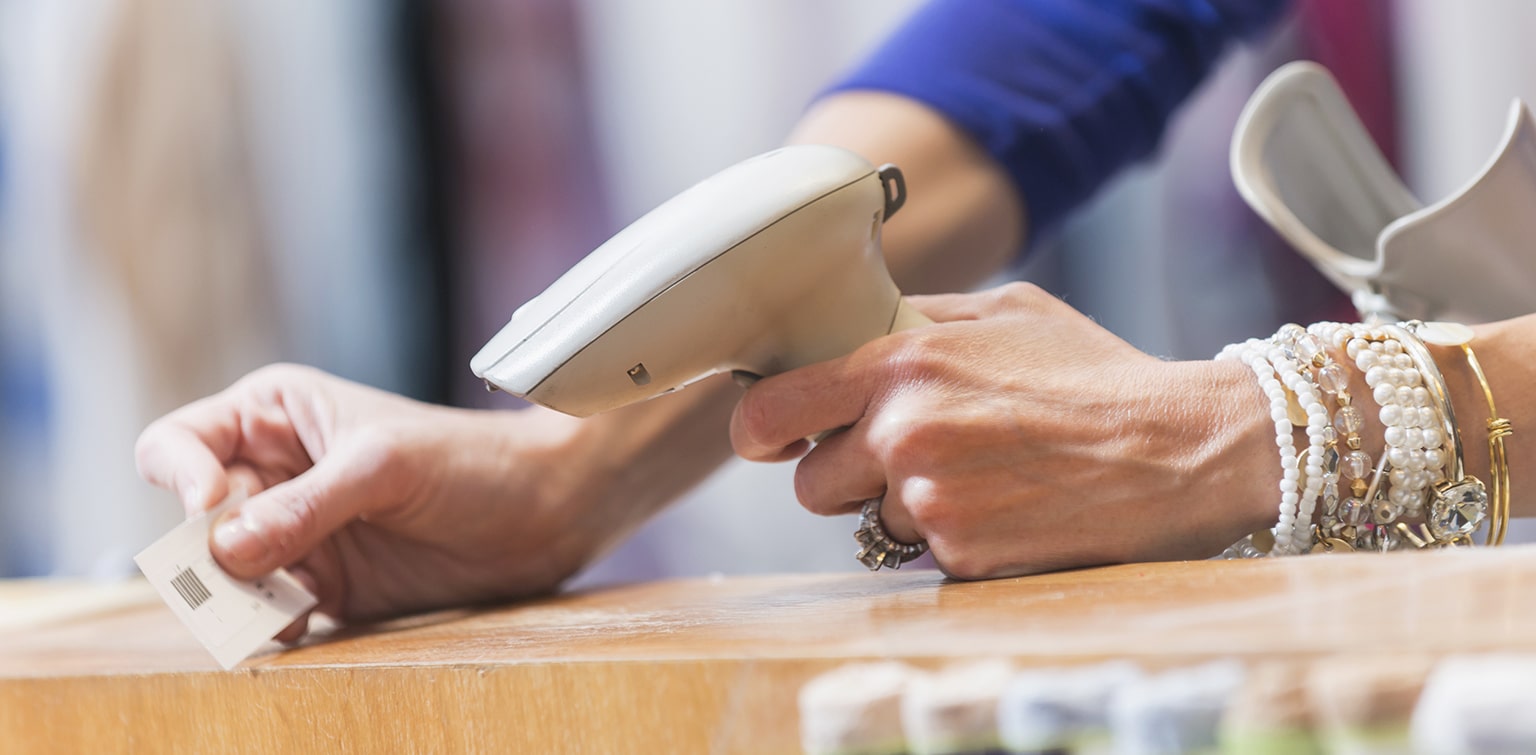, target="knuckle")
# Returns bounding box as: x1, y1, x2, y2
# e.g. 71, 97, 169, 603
994, 280, 1046, 306
271, 489, 322, 552
880, 334, 944, 378
901, 492, 939, 531
867, 401, 943, 471
898, 476, 951, 533
980, 281, 1059, 318
864, 409, 910, 460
